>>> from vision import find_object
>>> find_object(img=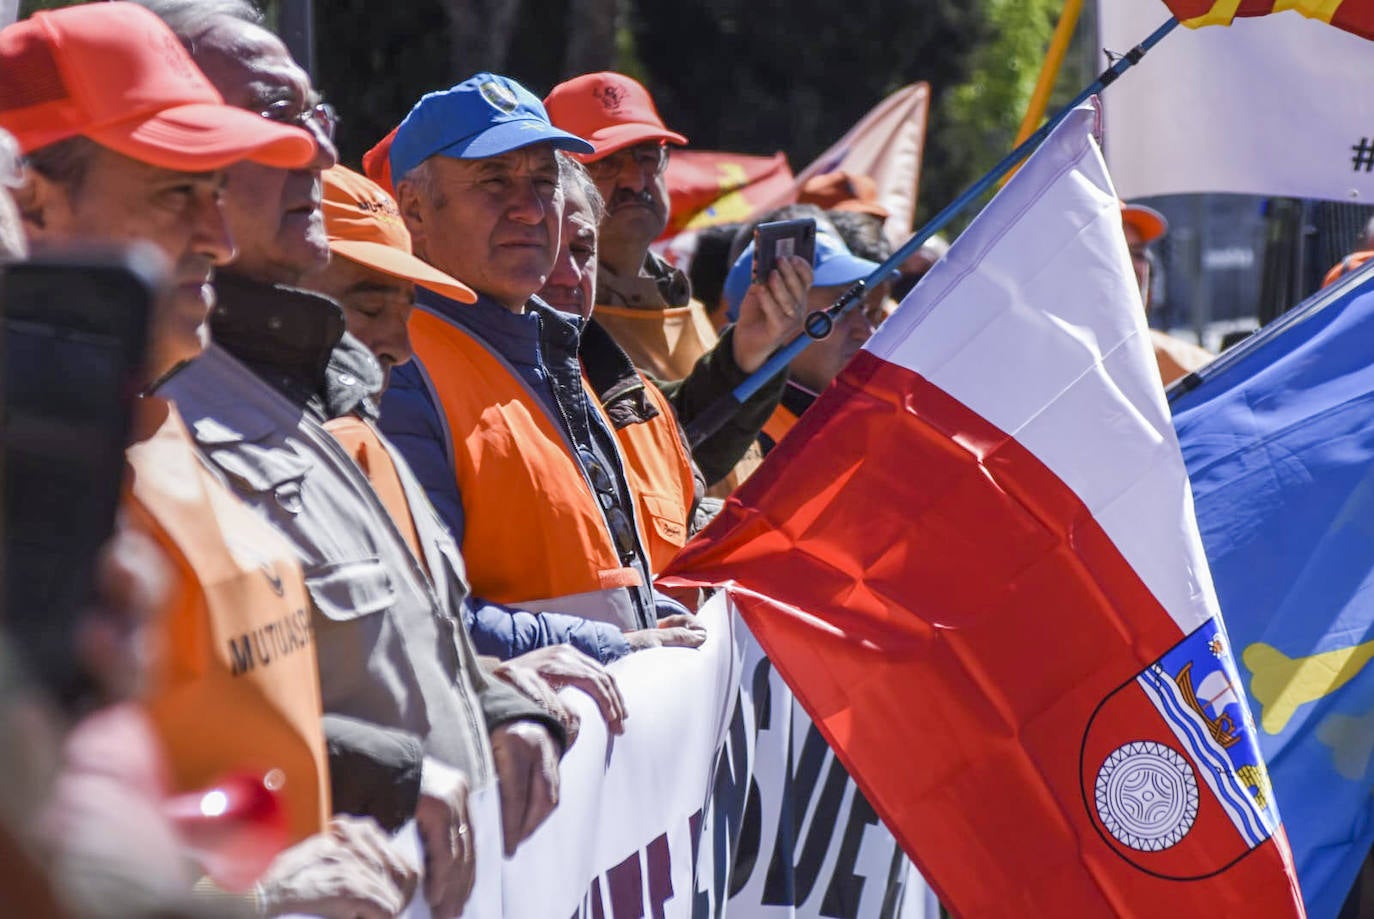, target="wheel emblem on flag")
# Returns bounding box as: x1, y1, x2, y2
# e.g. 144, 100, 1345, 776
1095, 741, 1199, 851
